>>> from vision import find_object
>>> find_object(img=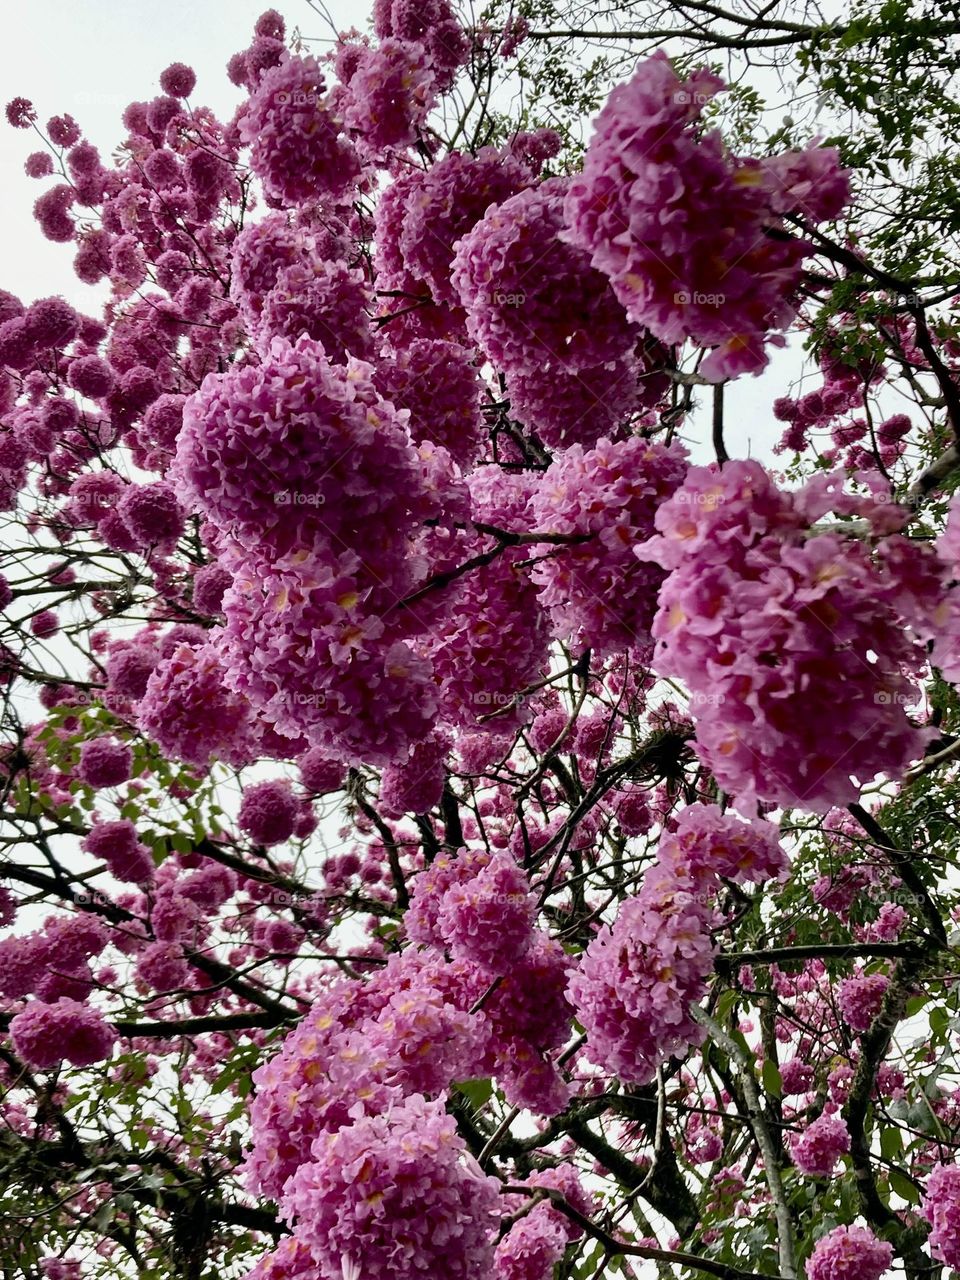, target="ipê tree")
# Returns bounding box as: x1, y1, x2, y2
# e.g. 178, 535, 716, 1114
2, 2, 960, 1278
